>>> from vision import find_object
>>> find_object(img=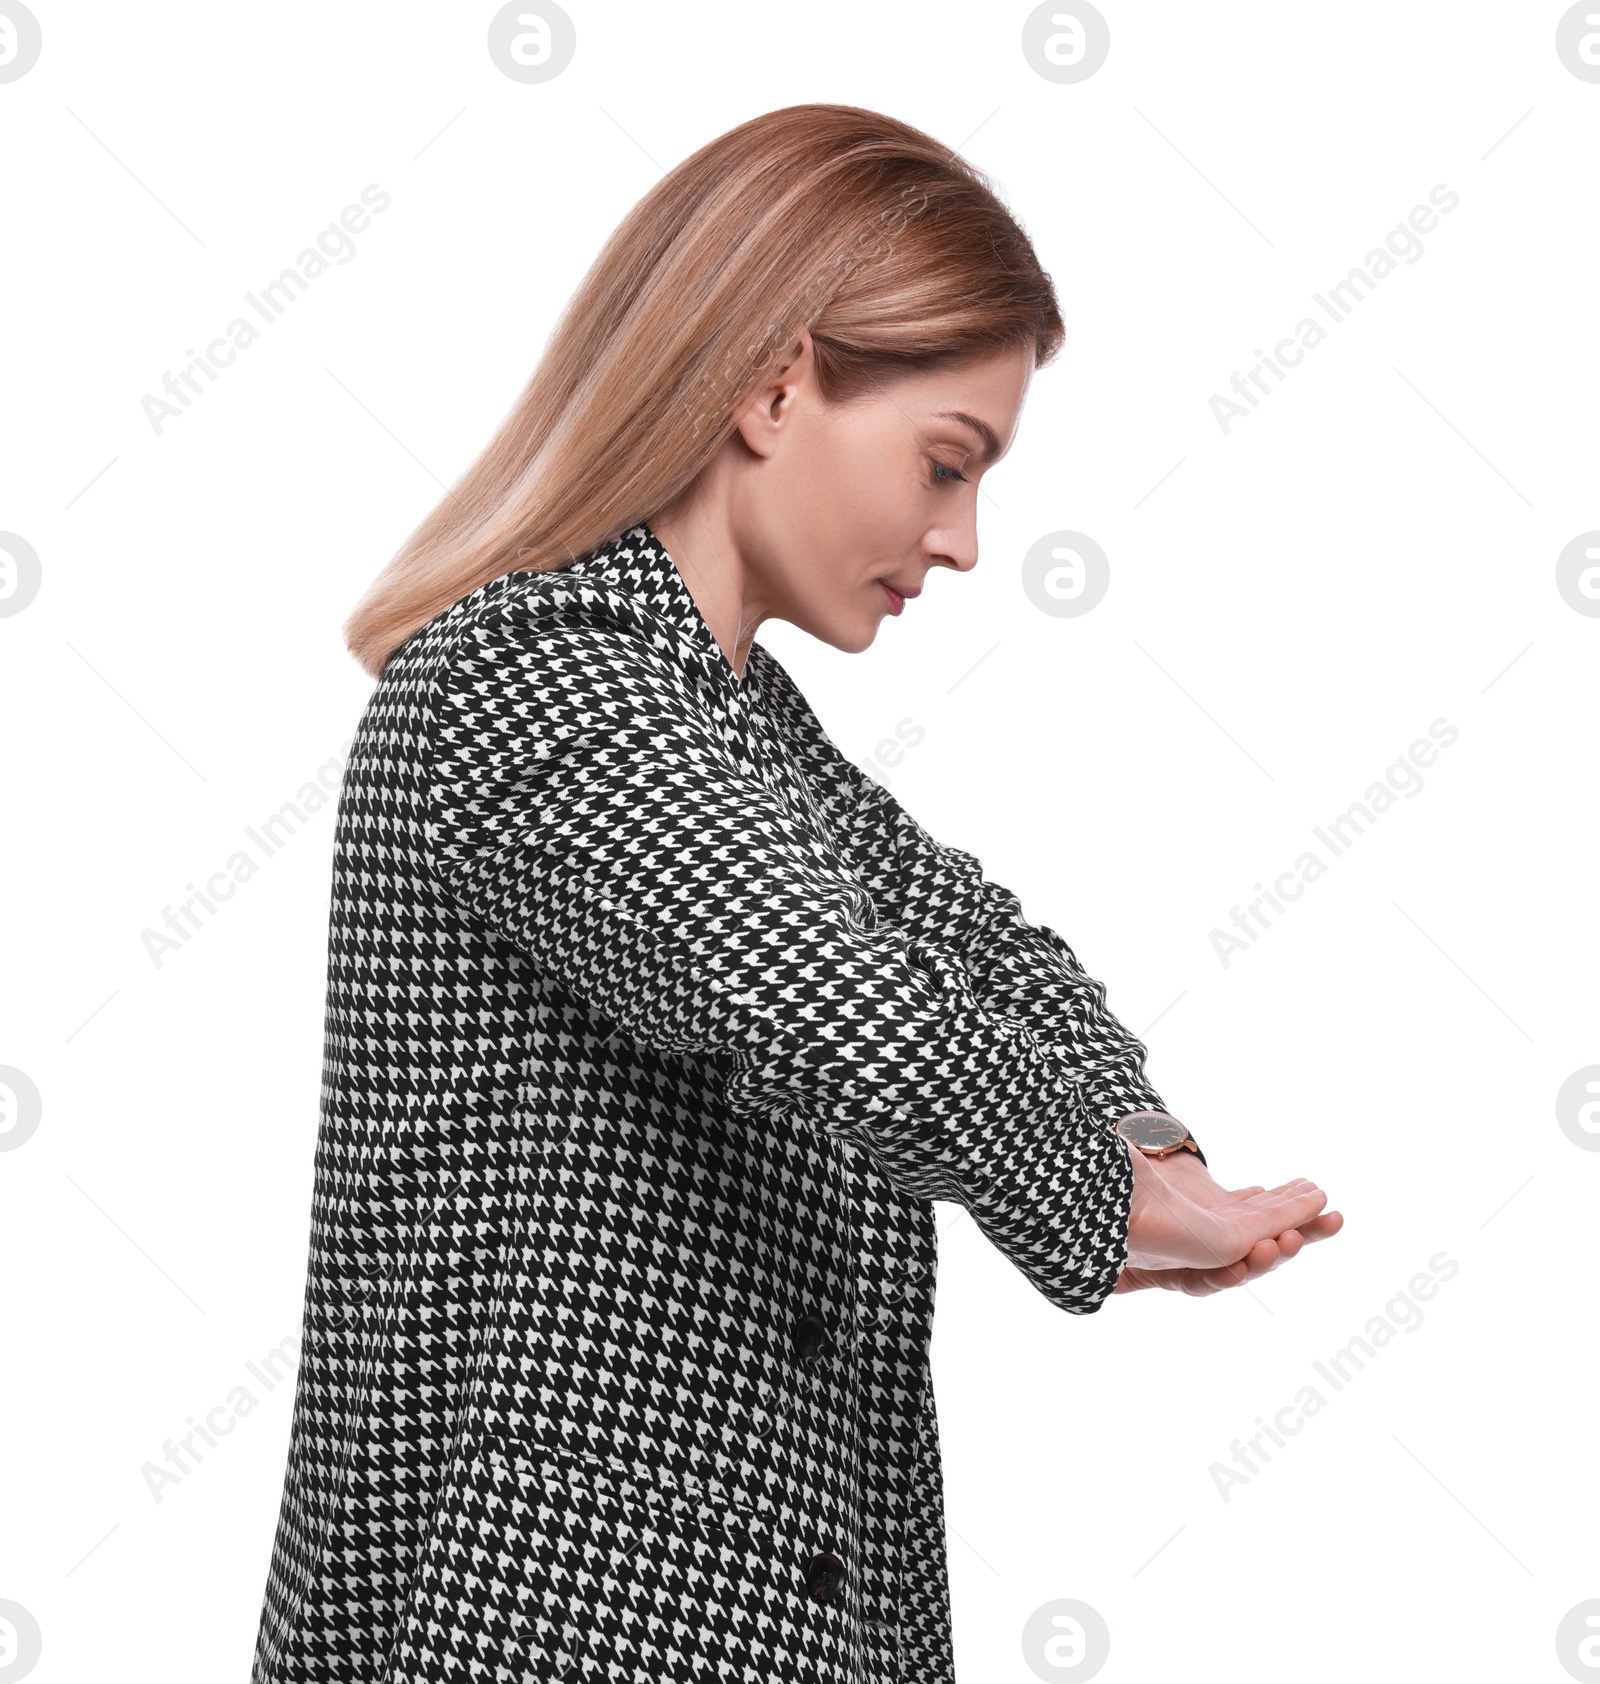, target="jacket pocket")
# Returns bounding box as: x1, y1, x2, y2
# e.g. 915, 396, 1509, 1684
381, 1435, 588, 1682
482, 1436, 852, 1679
479, 1431, 774, 1547
386, 1432, 849, 1682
